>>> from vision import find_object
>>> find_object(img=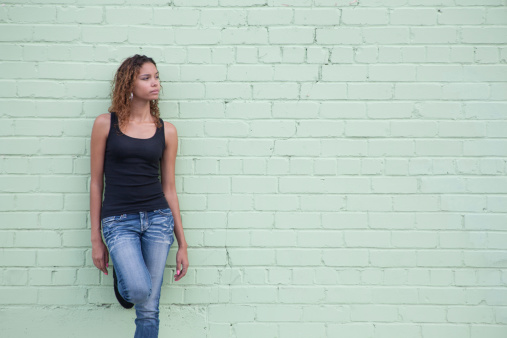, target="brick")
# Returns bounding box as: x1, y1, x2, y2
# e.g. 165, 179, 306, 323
208, 304, 255, 322
412, 27, 458, 44
467, 178, 507, 193
316, 27, 362, 44
344, 230, 391, 248
227, 65, 273, 81
9, 6, 56, 23
465, 214, 507, 230
0, 175, 38, 192
221, 27, 268, 44
342, 8, 388, 25
279, 286, 325, 303
0, 249, 36, 267
37, 249, 84, 267
370, 213, 414, 230
370, 65, 417, 81
231, 286, 277, 303
351, 305, 399, 322
276, 248, 321, 266
355, 46, 378, 63
464, 65, 507, 81
174, 28, 220, 45
232, 177, 277, 193
370, 249, 416, 267
420, 177, 466, 193
0, 61, 37, 79
0, 44, 22, 60
363, 27, 410, 44
3, 268, 28, 286
39, 287, 87, 305
443, 83, 490, 100
474, 47, 500, 64
328, 323, 374, 338
375, 324, 422, 338
486, 8, 507, 24
323, 249, 369, 266
471, 326, 507, 338
181, 65, 226, 81
279, 323, 326, 338
300, 195, 345, 212
200, 9, 246, 26
322, 65, 368, 81
206, 83, 250, 99
56, 6, 103, 24
371, 177, 418, 193
400, 306, 448, 323
0, 287, 37, 304
301, 83, 347, 100
416, 65, 463, 81
395, 84, 442, 99
228, 249, 275, 266
15, 231, 61, 248
448, 306, 495, 323
462, 27, 507, 43
294, 9, 340, 25
0, 25, 32, 42
269, 0, 311, 5
105, 7, 152, 24
438, 8, 485, 24
391, 8, 437, 25
33, 25, 80, 42
247, 8, 292, 25
274, 65, 318, 81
